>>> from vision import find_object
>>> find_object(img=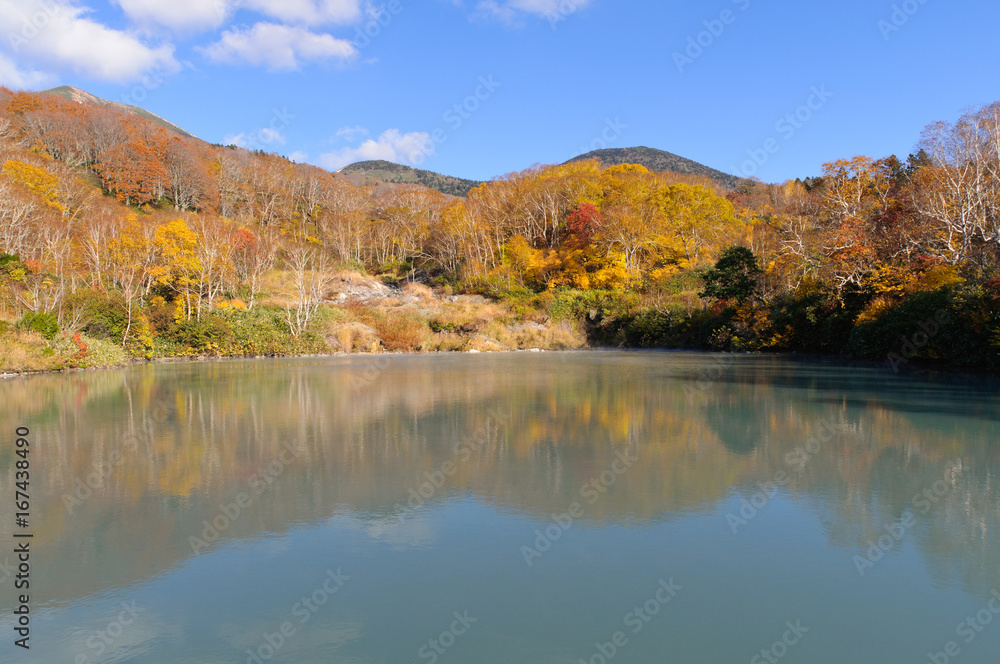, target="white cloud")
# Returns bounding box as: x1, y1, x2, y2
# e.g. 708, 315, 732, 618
112, 0, 232, 32
200, 22, 357, 70
240, 0, 363, 27
0, 0, 180, 84
510, 0, 591, 15
472, 0, 591, 24
0, 53, 54, 89
257, 127, 286, 144
114, 0, 364, 31
317, 129, 435, 171
288, 150, 308, 162
223, 133, 244, 147
472, 1, 518, 24
223, 127, 286, 150
336, 124, 368, 141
